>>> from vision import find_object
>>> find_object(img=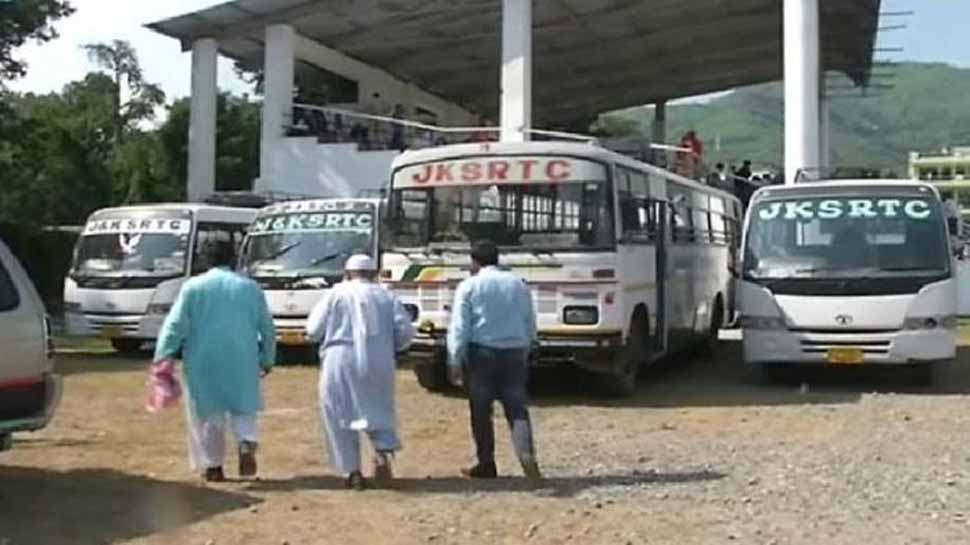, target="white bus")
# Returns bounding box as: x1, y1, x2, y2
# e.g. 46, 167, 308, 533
382, 141, 742, 396
64, 204, 257, 352
739, 180, 957, 383
238, 198, 382, 348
